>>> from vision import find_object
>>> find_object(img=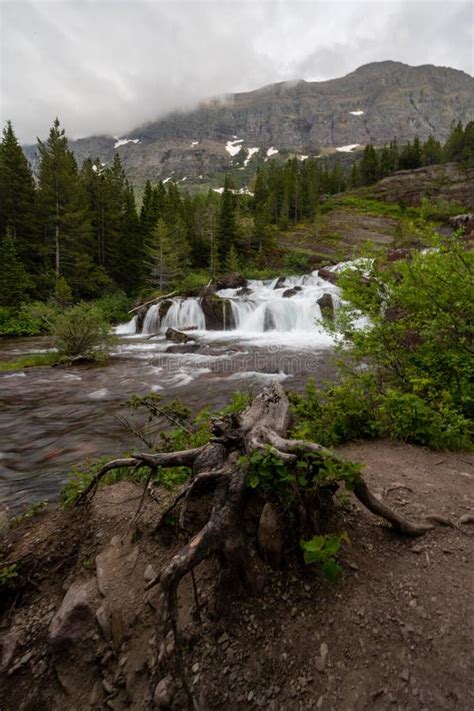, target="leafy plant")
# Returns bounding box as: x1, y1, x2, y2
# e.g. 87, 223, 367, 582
300, 532, 350, 581
51, 303, 114, 359
0, 564, 19, 590
240, 446, 295, 492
